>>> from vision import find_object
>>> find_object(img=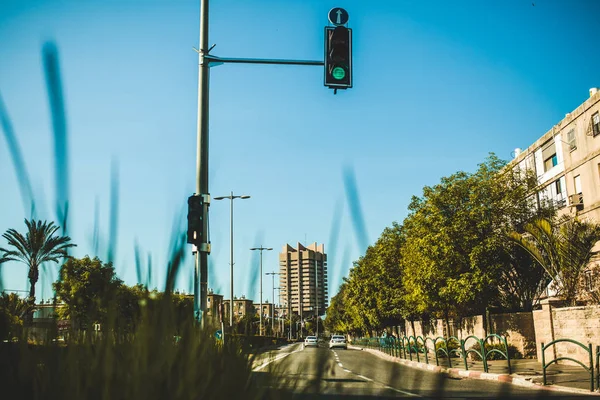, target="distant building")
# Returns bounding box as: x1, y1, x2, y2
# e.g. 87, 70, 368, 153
279, 242, 328, 319
223, 296, 254, 321
207, 291, 224, 324
254, 302, 273, 320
